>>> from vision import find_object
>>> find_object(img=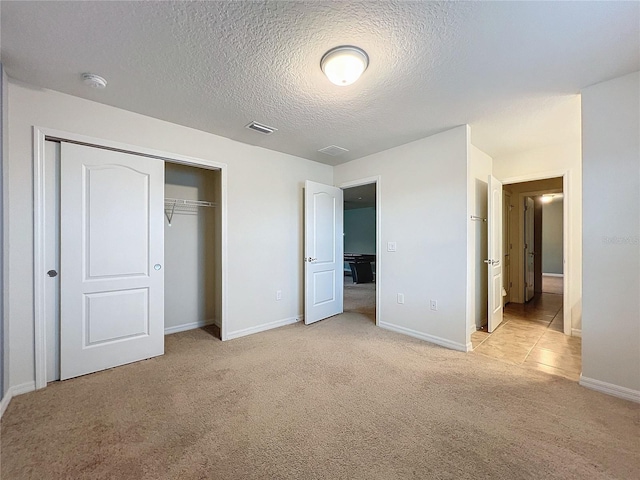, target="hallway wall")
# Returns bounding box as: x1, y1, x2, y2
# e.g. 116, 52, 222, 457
581, 71, 639, 397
